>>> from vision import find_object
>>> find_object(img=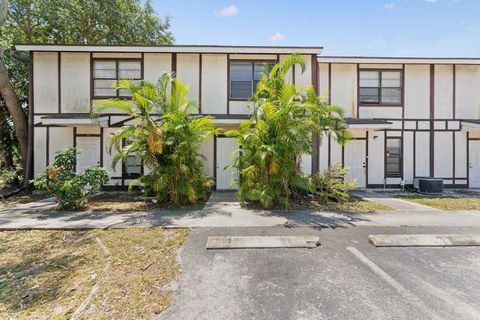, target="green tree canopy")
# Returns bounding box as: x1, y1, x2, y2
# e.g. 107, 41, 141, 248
0, 0, 173, 178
